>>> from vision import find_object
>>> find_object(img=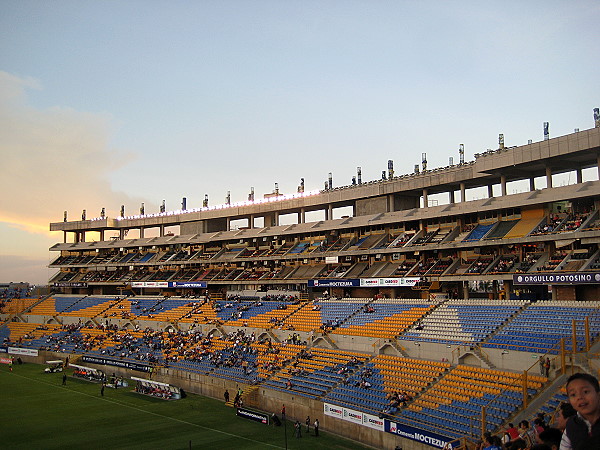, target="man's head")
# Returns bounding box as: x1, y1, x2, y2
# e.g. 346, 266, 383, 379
537, 427, 562, 450
556, 401, 576, 431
